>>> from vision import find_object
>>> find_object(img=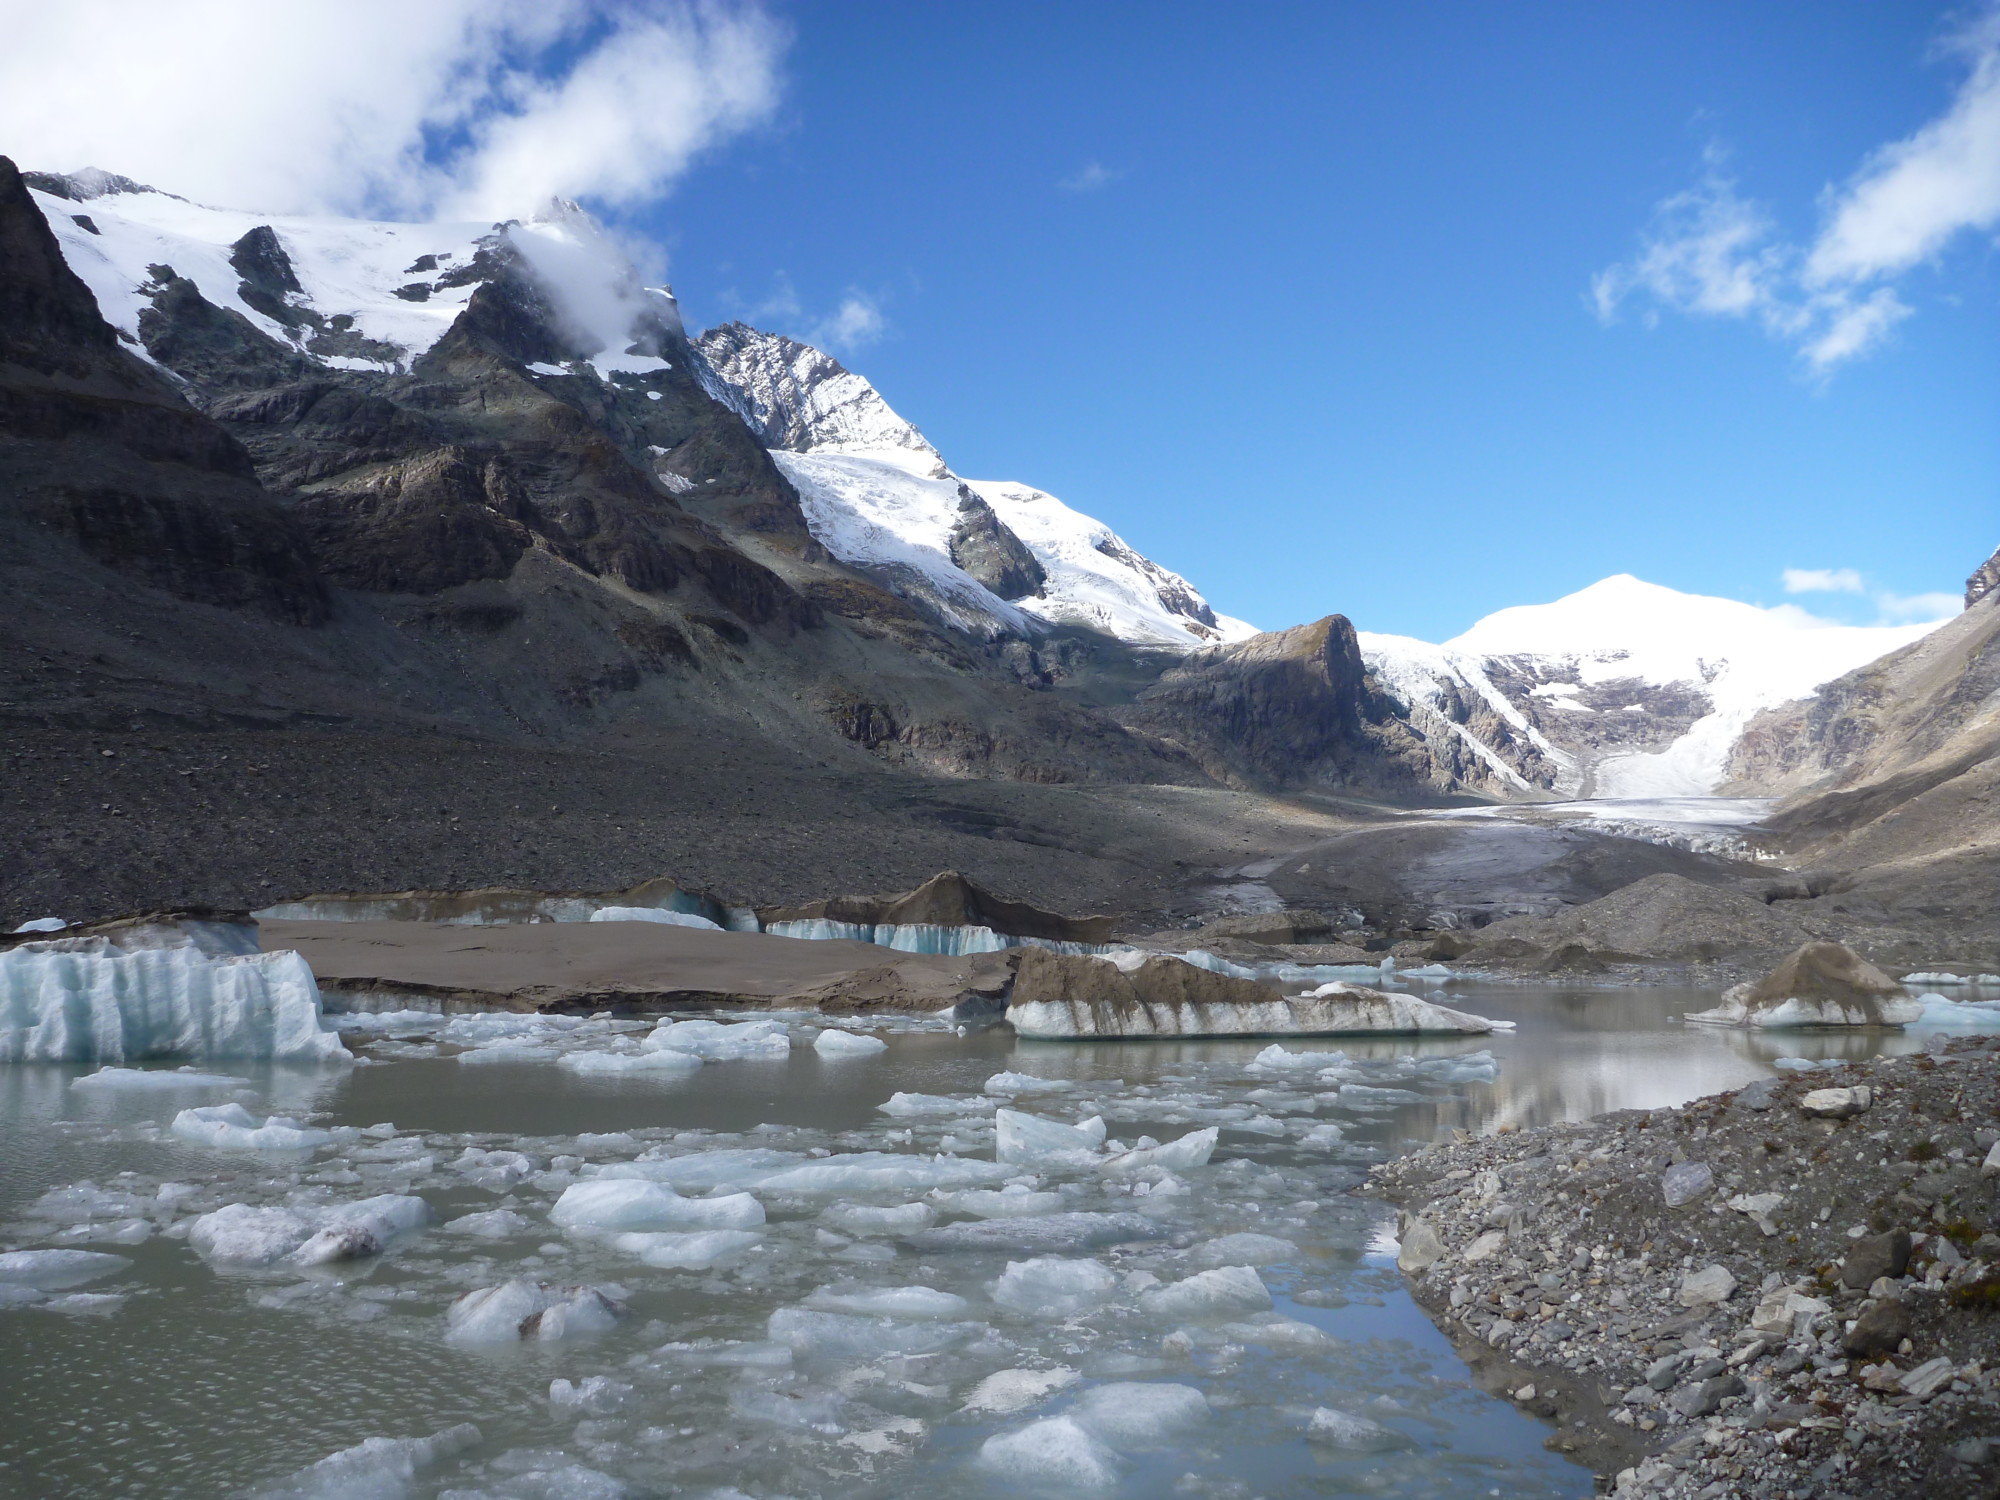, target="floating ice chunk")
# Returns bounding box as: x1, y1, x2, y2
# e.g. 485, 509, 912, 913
1771, 1056, 1845, 1072
558, 1048, 703, 1076
821, 1200, 933, 1235
450, 1146, 537, 1187
995, 1108, 1107, 1165
1337, 1084, 1425, 1107
1100, 1127, 1217, 1174
933, 1185, 1066, 1219
1190, 1232, 1298, 1268
608, 1229, 762, 1269
806, 1284, 970, 1319
1307, 1406, 1407, 1450
1140, 1265, 1272, 1322
550, 1180, 765, 1232
983, 1071, 1072, 1095
879, 1091, 976, 1117
0, 1249, 130, 1289
1251, 1044, 1351, 1070
976, 1416, 1119, 1490
906, 1212, 1166, 1254
40, 1292, 126, 1315
12, 917, 66, 933
0, 943, 349, 1062
587, 905, 722, 930
990, 1256, 1119, 1318
71, 1066, 246, 1090
0, 1283, 46, 1308
1298, 1122, 1346, 1148
766, 1307, 977, 1360
1221, 1315, 1339, 1349
1069, 1382, 1210, 1448
454, 1043, 557, 1065
188, 1195, 429, 1264
549, 1376, 634, 1414
250, 1423, 481, 1499
1913, 993, 2000, 1028
445, 1209, 535, 1239
961, 1366, 1081, 1414
445, 1280, 621, 1344
594, 1147, 801, 1190
171, 1103, 333, 1151
756, 1152, 1011, 1195
1415, 1050, 1500, 1083
814, 1028, 888, 1056
642, 1018, 790, 1060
